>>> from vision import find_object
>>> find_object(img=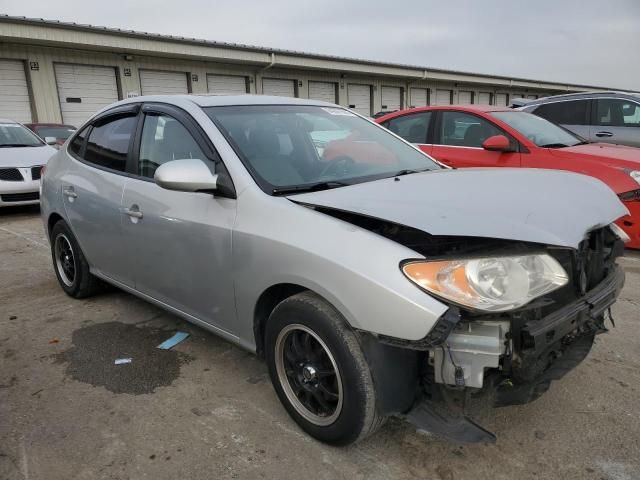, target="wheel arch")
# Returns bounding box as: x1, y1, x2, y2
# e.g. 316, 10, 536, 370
47, 212, 65, 238
253, 283, 357, 359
